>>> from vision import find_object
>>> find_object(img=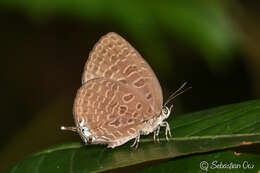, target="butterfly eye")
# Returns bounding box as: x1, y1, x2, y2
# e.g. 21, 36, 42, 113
162, 107, 168, 116
81, 128, 86, 135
